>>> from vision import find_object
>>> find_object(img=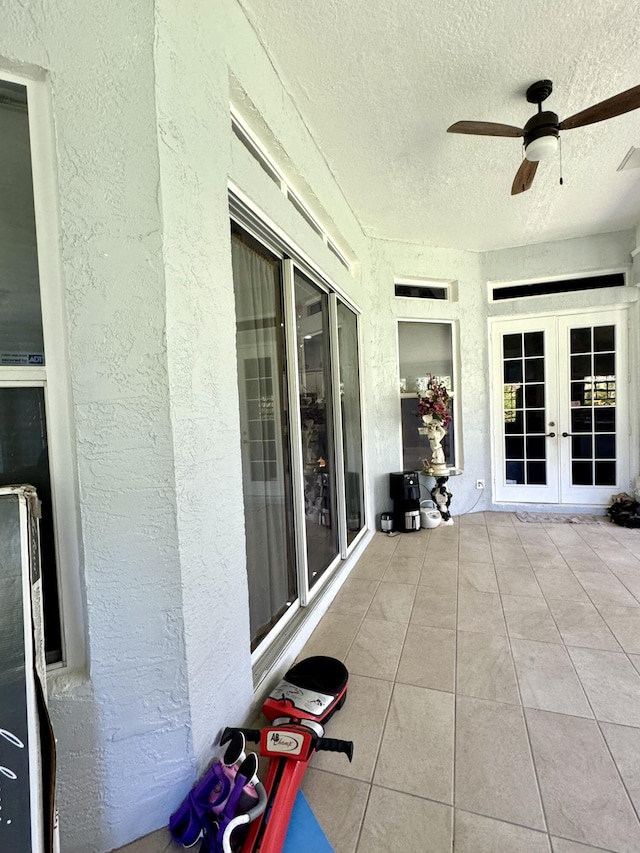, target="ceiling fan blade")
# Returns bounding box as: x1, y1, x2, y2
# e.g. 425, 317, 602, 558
447, 121, 524, 138
560, 83, 640, 130
511, 159, 539, 195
